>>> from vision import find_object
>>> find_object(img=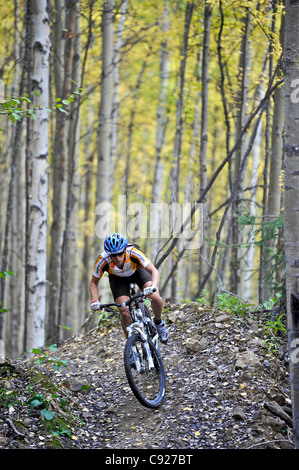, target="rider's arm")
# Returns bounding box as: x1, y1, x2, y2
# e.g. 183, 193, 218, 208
90, 275, 100, 301
145, 262, 160, 287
